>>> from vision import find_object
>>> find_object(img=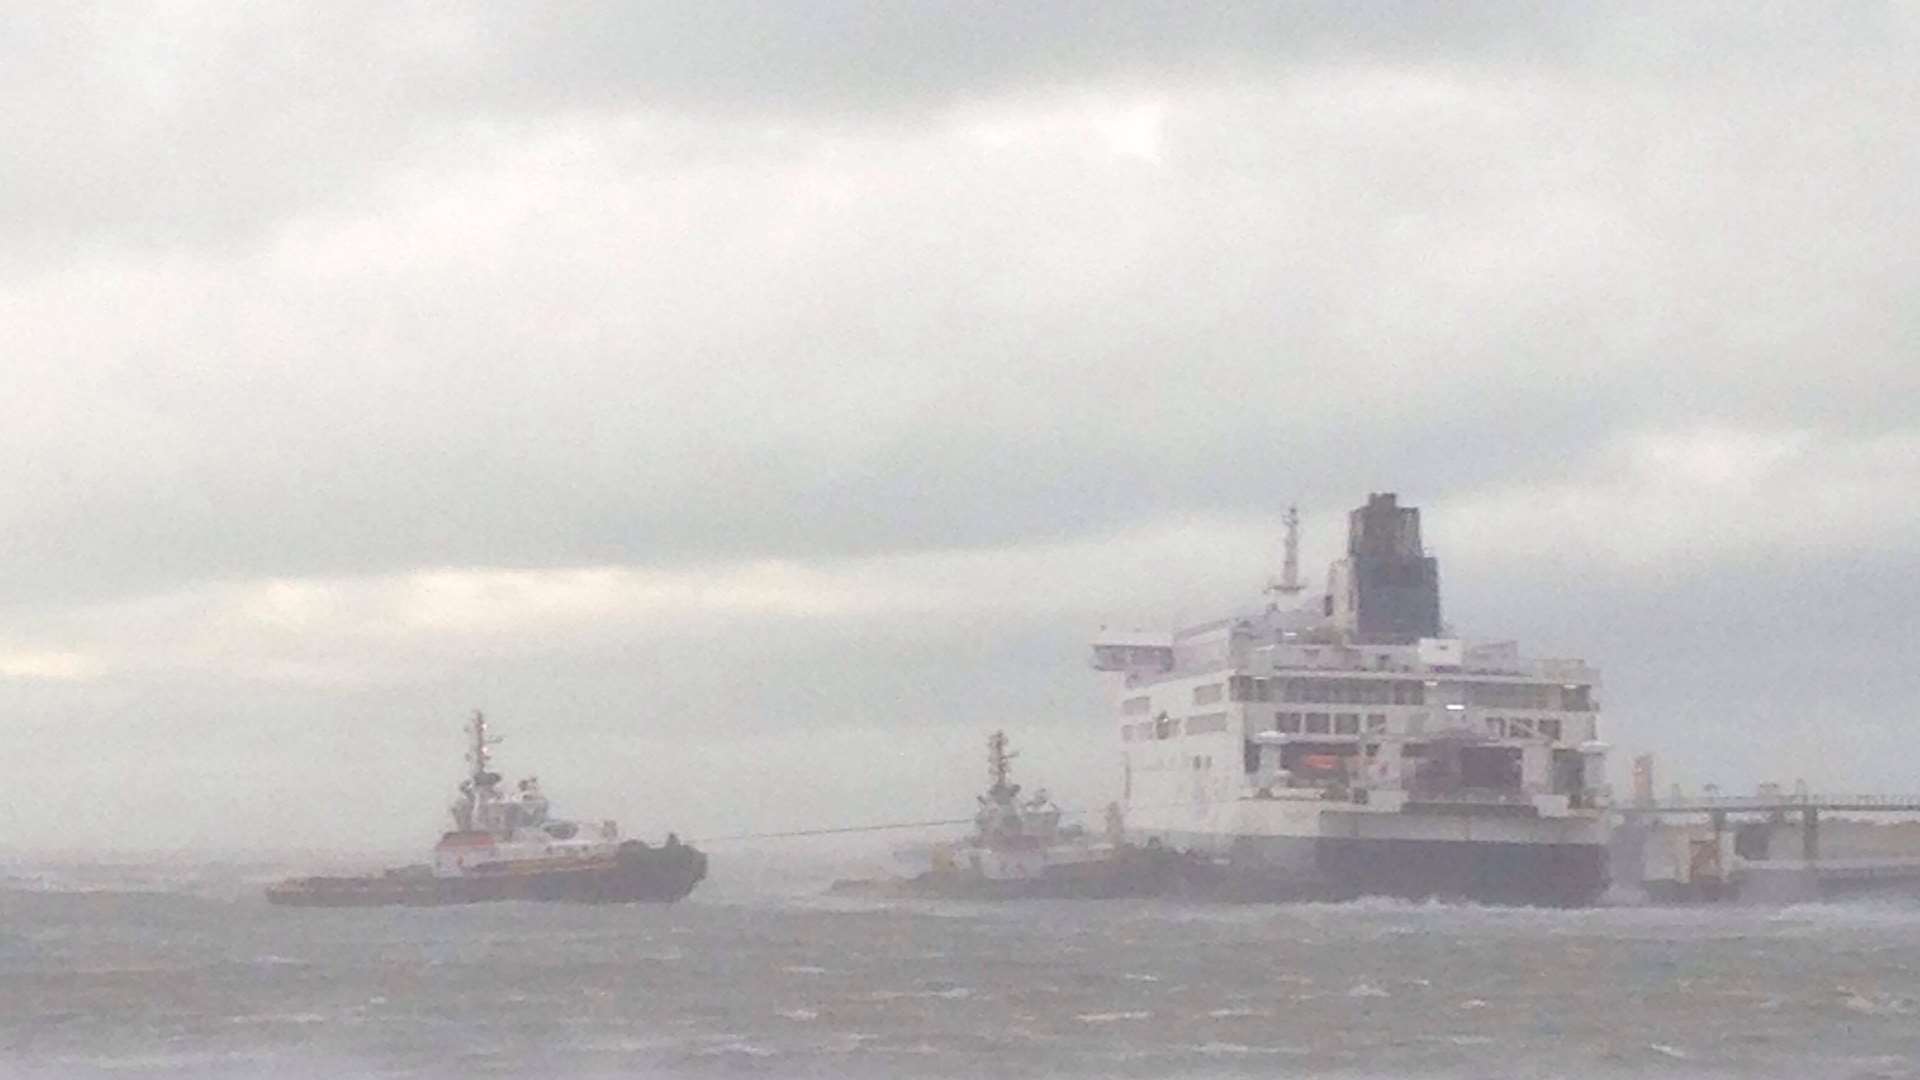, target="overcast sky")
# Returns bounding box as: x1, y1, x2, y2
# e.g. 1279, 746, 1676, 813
3, 3, 1917, 853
